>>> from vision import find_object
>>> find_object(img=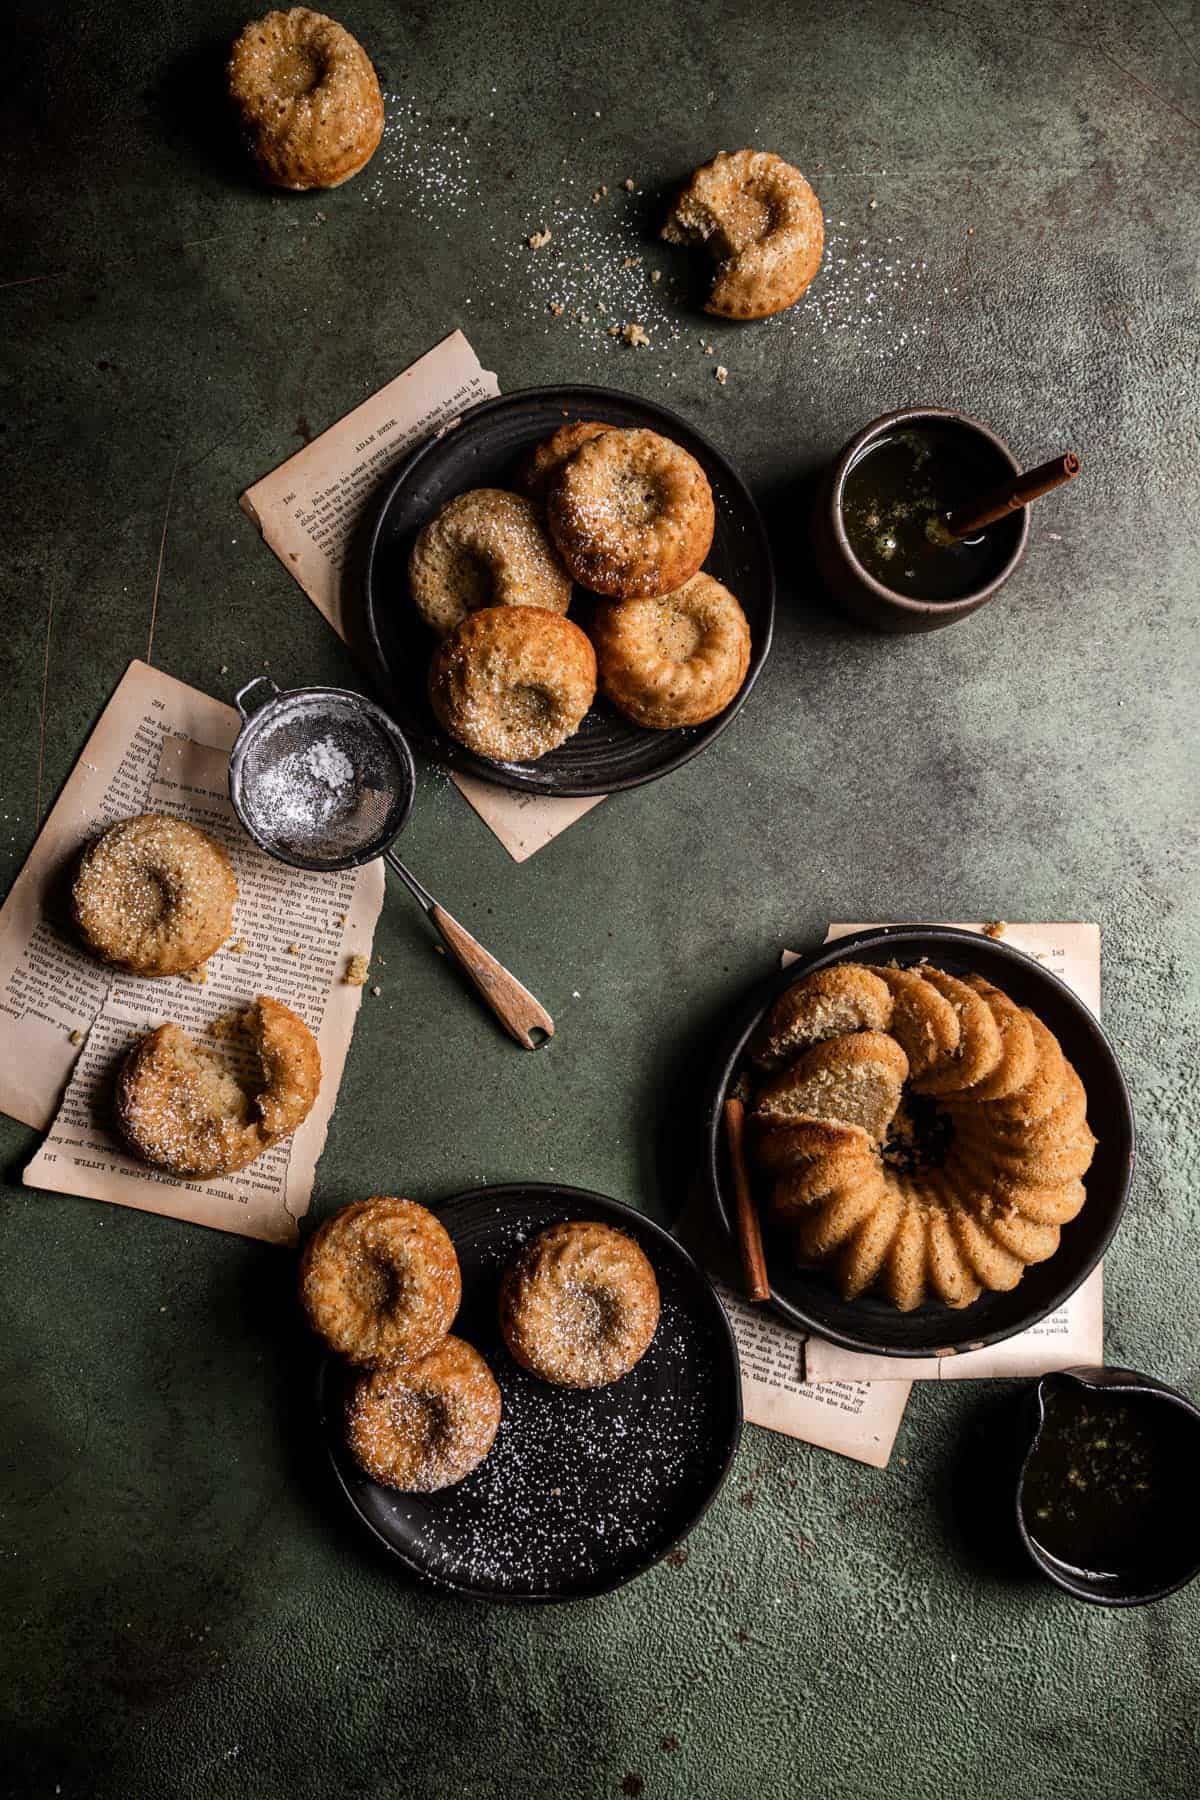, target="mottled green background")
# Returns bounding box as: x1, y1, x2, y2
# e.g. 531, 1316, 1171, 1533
2, 2, 1198, 1795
